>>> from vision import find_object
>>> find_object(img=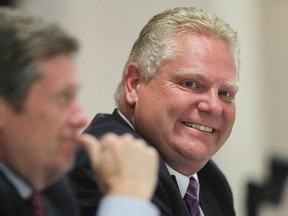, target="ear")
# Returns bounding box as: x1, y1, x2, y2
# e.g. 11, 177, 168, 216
124, 63, 141, 106
0, 97, 9, 129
